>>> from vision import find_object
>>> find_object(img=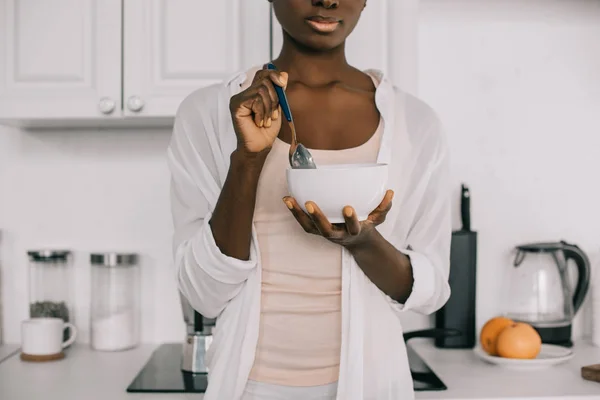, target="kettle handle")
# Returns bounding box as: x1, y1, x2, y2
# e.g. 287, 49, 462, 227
562, 242, 591, 314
